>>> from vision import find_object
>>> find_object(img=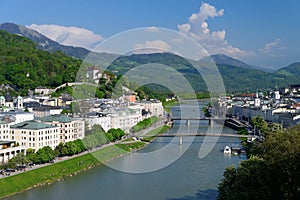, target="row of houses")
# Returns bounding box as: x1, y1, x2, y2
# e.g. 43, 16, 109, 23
219, 88, 300, 128
0, 114, 85, 163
